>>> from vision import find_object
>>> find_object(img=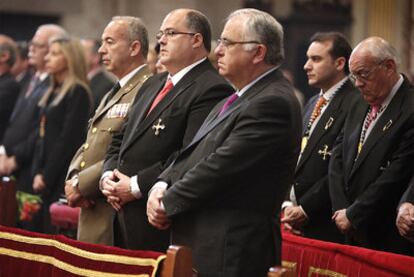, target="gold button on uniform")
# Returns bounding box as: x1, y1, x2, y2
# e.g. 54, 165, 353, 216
83, 143, 89, 150
92, 127, 97, 134
80, 161, 86, 168
107, 127, 112, 132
